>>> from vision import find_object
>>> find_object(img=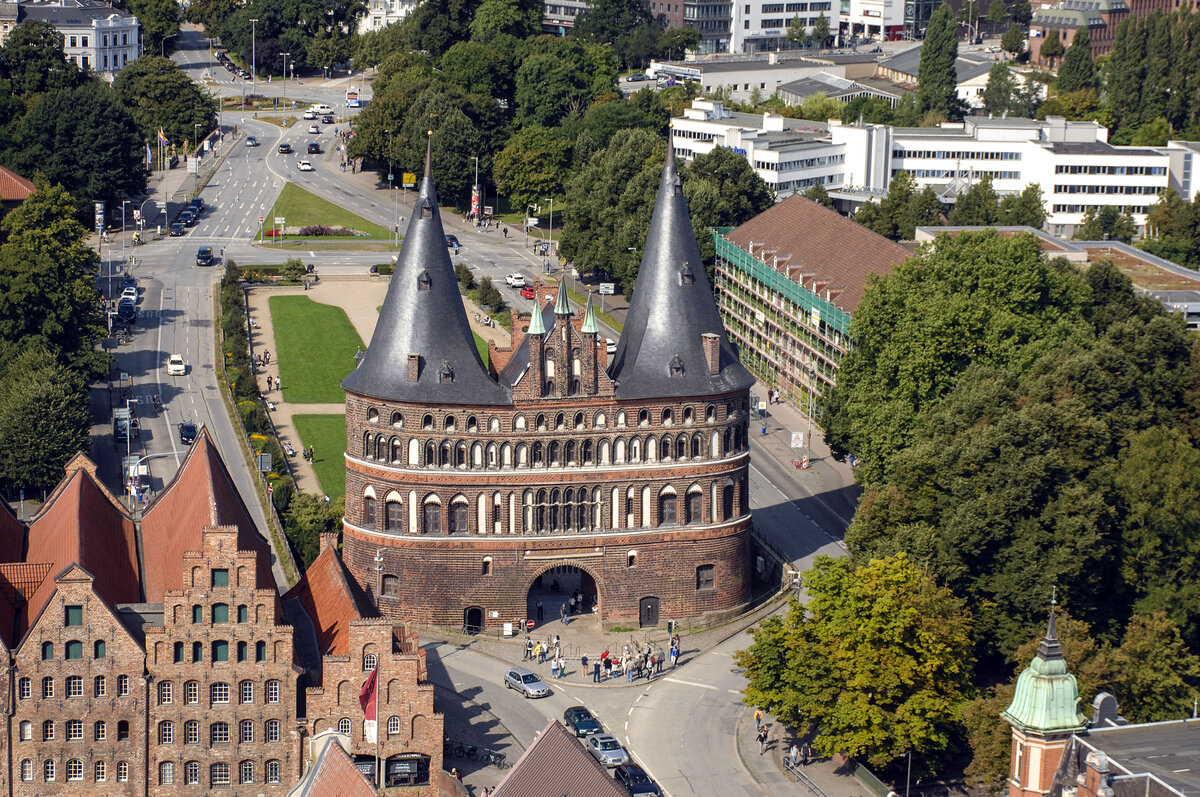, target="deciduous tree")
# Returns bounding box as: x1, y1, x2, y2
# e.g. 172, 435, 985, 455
1001, 23, 1024, 56
492, 125, 572, 211
114, 55, 218, 149
0, 20, 82, 97
736, 554, 974, 771
0, 347, 91, 492
1039, 28, 1064, 66
128, 0, 182, 58
918, 5, 964, 120
1057, 25, 1096, 92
